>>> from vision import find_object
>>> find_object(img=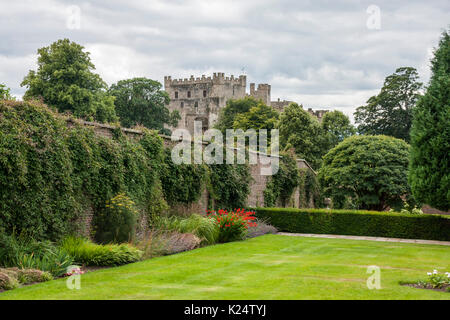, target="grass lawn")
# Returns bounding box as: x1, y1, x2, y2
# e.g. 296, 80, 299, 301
1, 234, 449, 300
